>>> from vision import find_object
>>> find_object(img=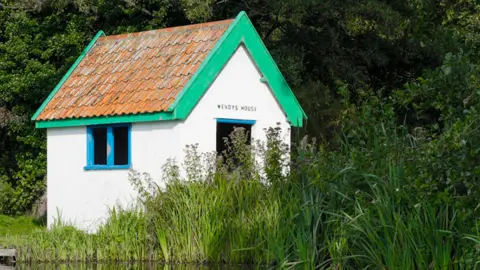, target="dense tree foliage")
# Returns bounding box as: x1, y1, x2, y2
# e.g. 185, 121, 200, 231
0, 0, 479, 215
